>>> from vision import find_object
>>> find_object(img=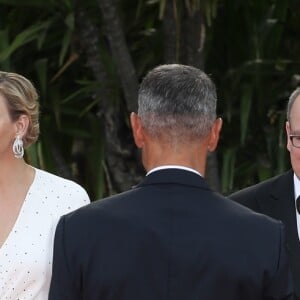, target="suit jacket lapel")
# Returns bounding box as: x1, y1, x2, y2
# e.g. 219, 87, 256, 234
264, 170, 300, 298
265, 170, 299, 249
